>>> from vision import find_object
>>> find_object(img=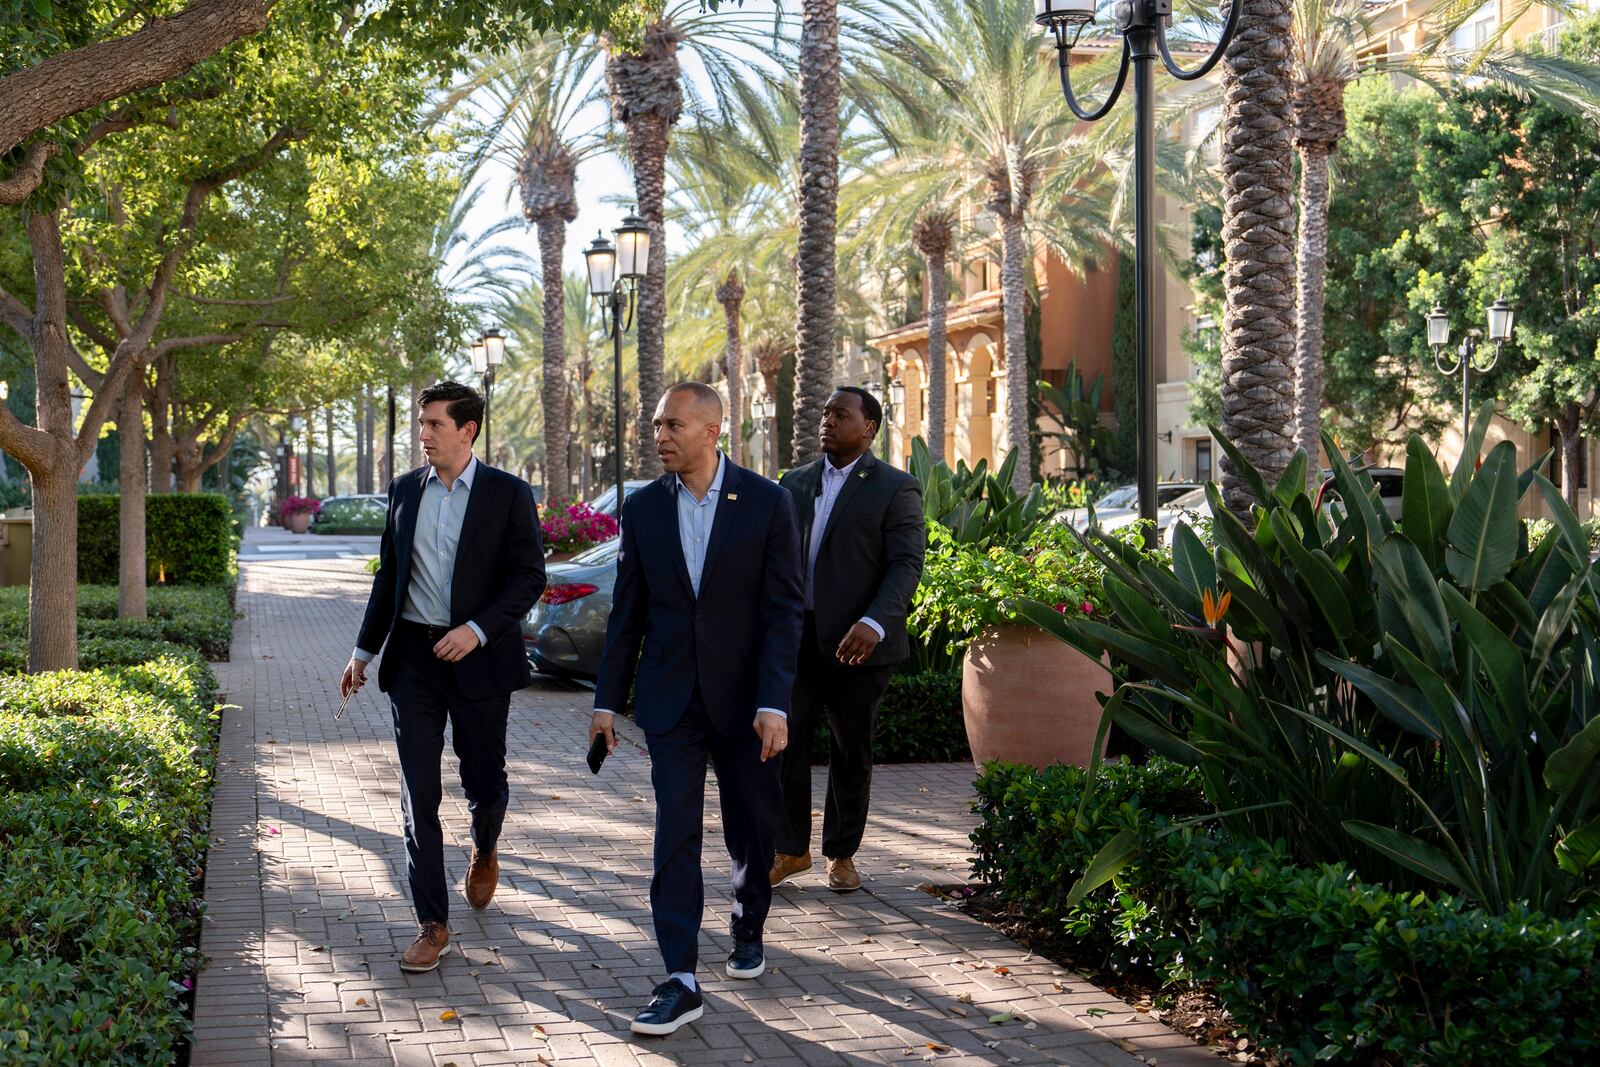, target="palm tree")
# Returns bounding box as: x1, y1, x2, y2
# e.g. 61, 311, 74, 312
1286, 0, 1600, 481
911, 206, 954, 463
715, 270, 747, 463
604, 1, 788, 475
1219, 0, 1298, 513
